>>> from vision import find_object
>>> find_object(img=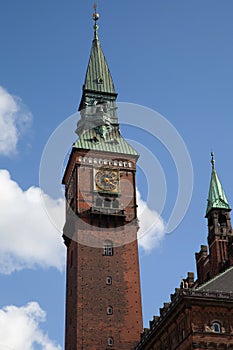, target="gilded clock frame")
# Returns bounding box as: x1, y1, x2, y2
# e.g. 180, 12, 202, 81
93, 168, 119, 194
